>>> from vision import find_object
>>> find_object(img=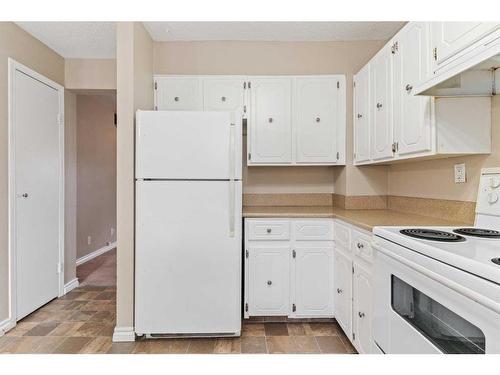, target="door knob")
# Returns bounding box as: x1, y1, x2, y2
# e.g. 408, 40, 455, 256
376, 102, 383, 110
266, 228, 272, 233
337, 288, 343, 294
268, 118, 273, 123
174, 97, 180, 102
267, 280, 272, 286
221, 96, 226, 102
357, 114, 363, 119
357, 242, 364, 249
315, 117, 321, 123
405, 84, 413, 93
20, 193, 29, 198
358, 311, 365, 318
